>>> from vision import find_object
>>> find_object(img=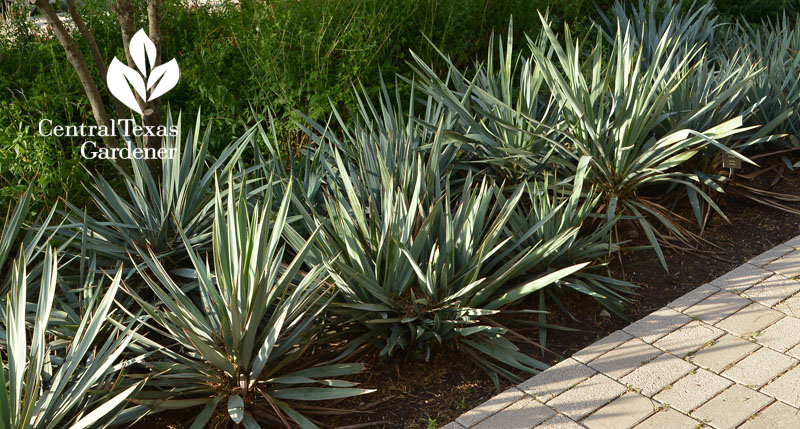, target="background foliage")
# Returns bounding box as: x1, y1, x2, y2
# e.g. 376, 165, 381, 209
5, 0, 793, 212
